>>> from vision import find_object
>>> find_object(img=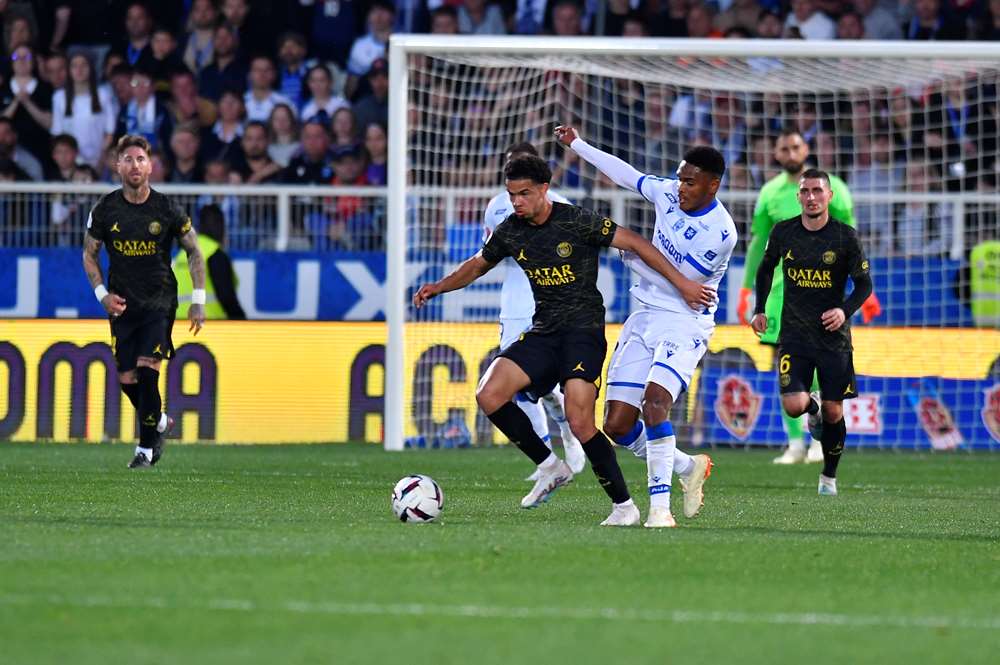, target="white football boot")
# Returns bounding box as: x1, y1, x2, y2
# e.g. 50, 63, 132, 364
520, 459, 573, 508
600, 501, 641, 526
772, 445, 806, 464
643, 506, 677, 528
806, 439, 824, 463
818, 474, 838, 496
679, 454, 713, 519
